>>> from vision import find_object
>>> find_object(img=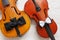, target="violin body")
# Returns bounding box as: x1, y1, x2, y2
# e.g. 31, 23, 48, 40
24, 0, 57, 38
0, 0, 30, 37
